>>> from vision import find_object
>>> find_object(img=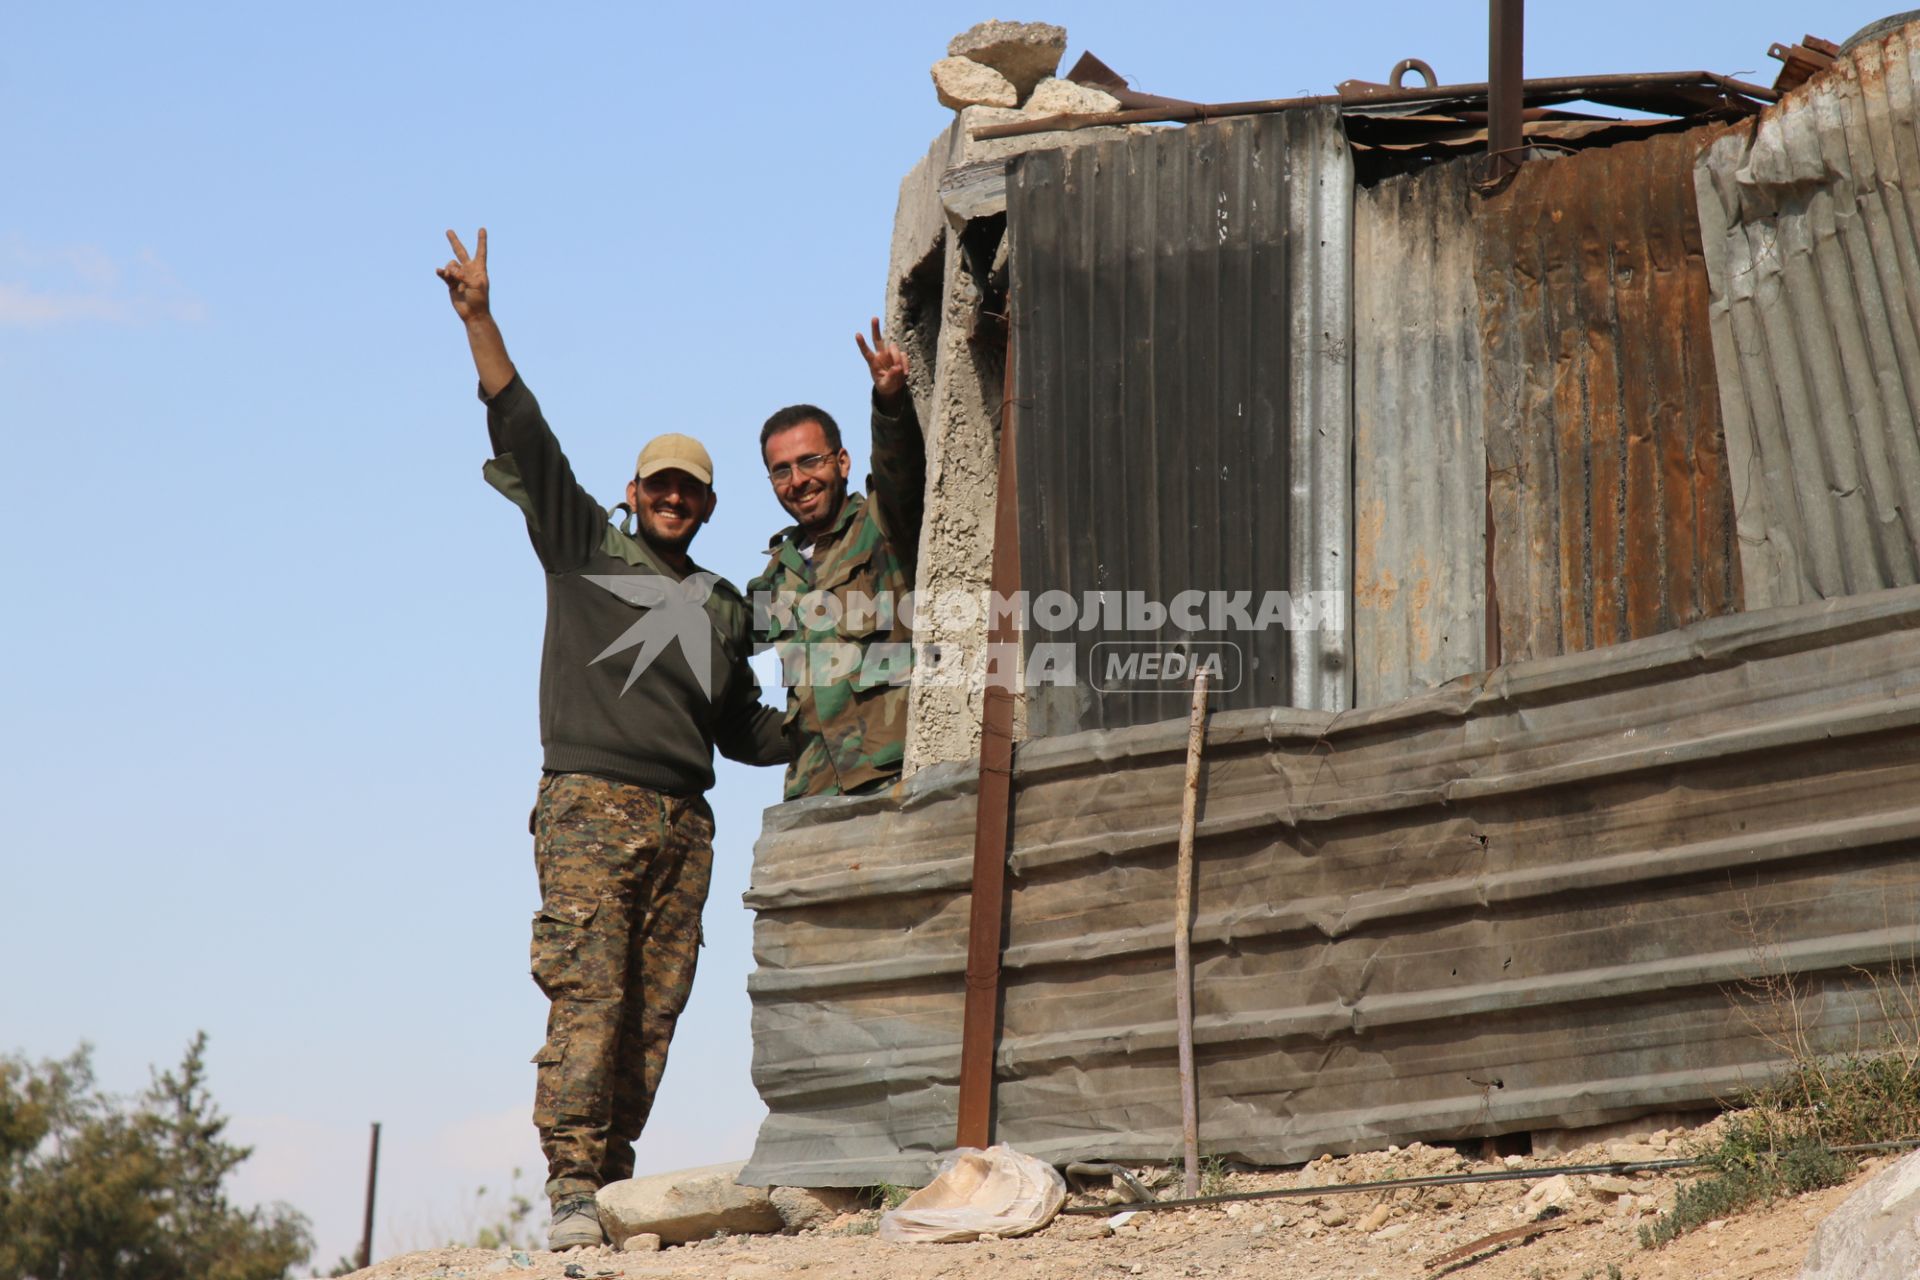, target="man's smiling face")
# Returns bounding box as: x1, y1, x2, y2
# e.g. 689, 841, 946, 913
626, 468, 715, 553
764, 419, 850, 535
